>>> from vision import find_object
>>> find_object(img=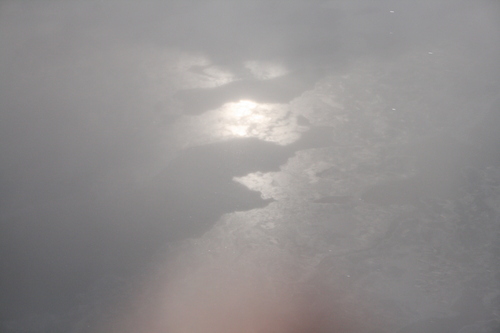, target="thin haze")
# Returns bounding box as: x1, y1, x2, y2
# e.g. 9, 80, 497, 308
0, 1, 499, 332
